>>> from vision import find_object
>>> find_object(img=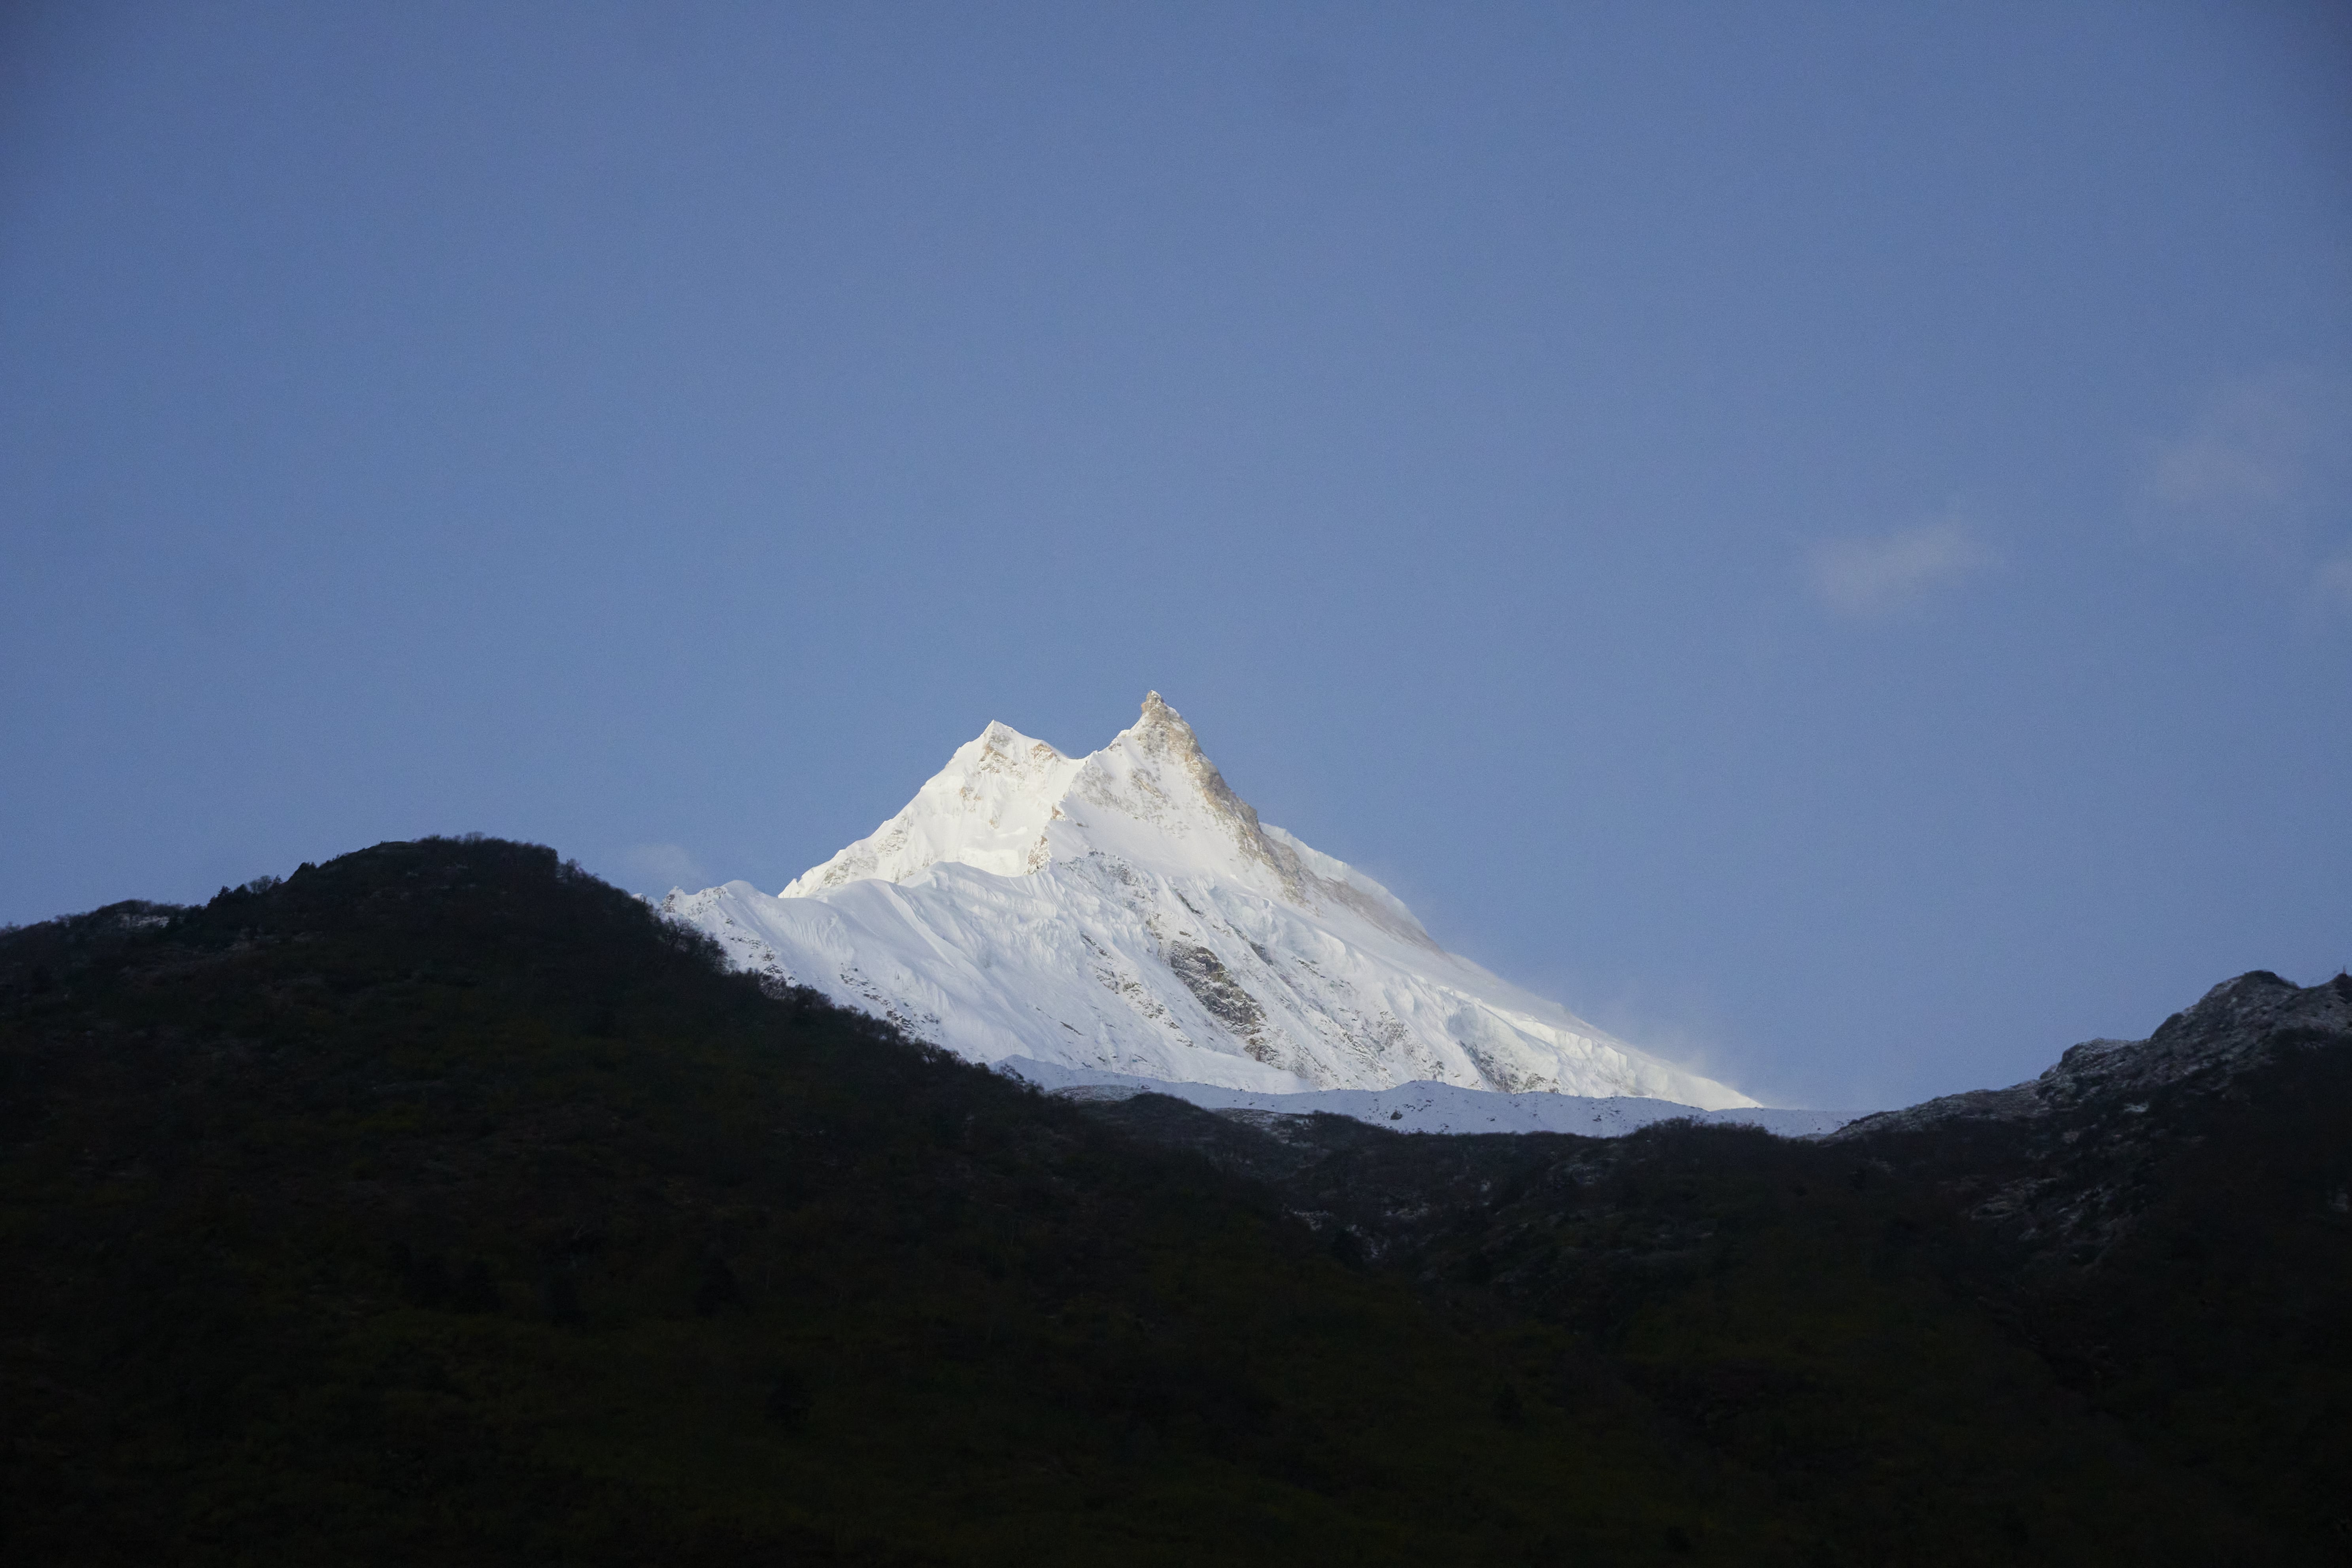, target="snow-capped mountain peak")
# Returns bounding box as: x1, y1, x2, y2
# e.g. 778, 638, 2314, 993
782, 719, 1080, 895
666, 693, 1757, 1110
1057, 691, 1329, 902
785, 693, 1427, 943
